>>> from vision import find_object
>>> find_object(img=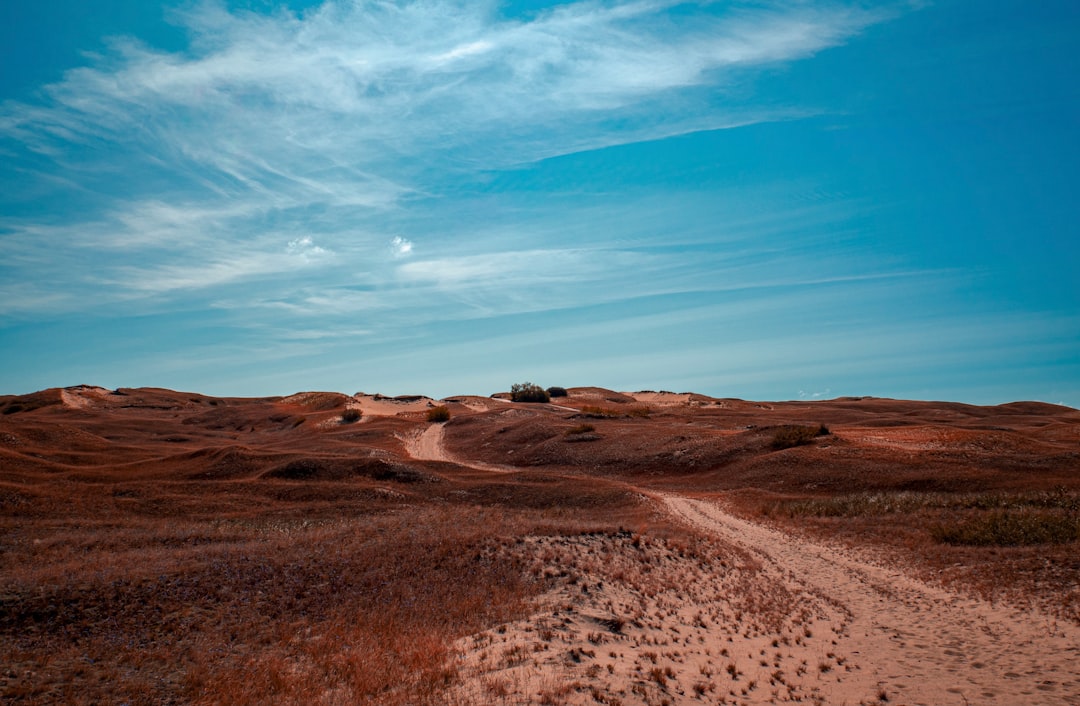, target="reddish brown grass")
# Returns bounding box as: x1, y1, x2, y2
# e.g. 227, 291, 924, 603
2, 384, 1079, 702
